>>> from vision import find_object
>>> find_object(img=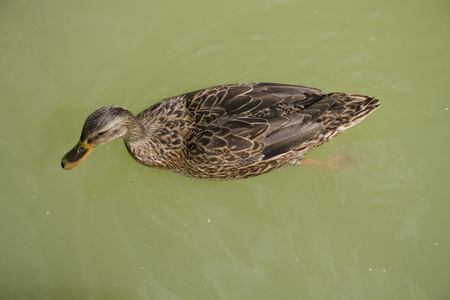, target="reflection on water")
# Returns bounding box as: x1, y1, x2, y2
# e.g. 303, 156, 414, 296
1, 0, 449, 299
